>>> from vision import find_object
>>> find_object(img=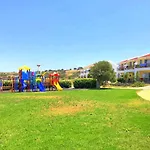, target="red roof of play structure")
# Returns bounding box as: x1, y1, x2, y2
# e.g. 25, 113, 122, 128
50, 73, 60, 76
